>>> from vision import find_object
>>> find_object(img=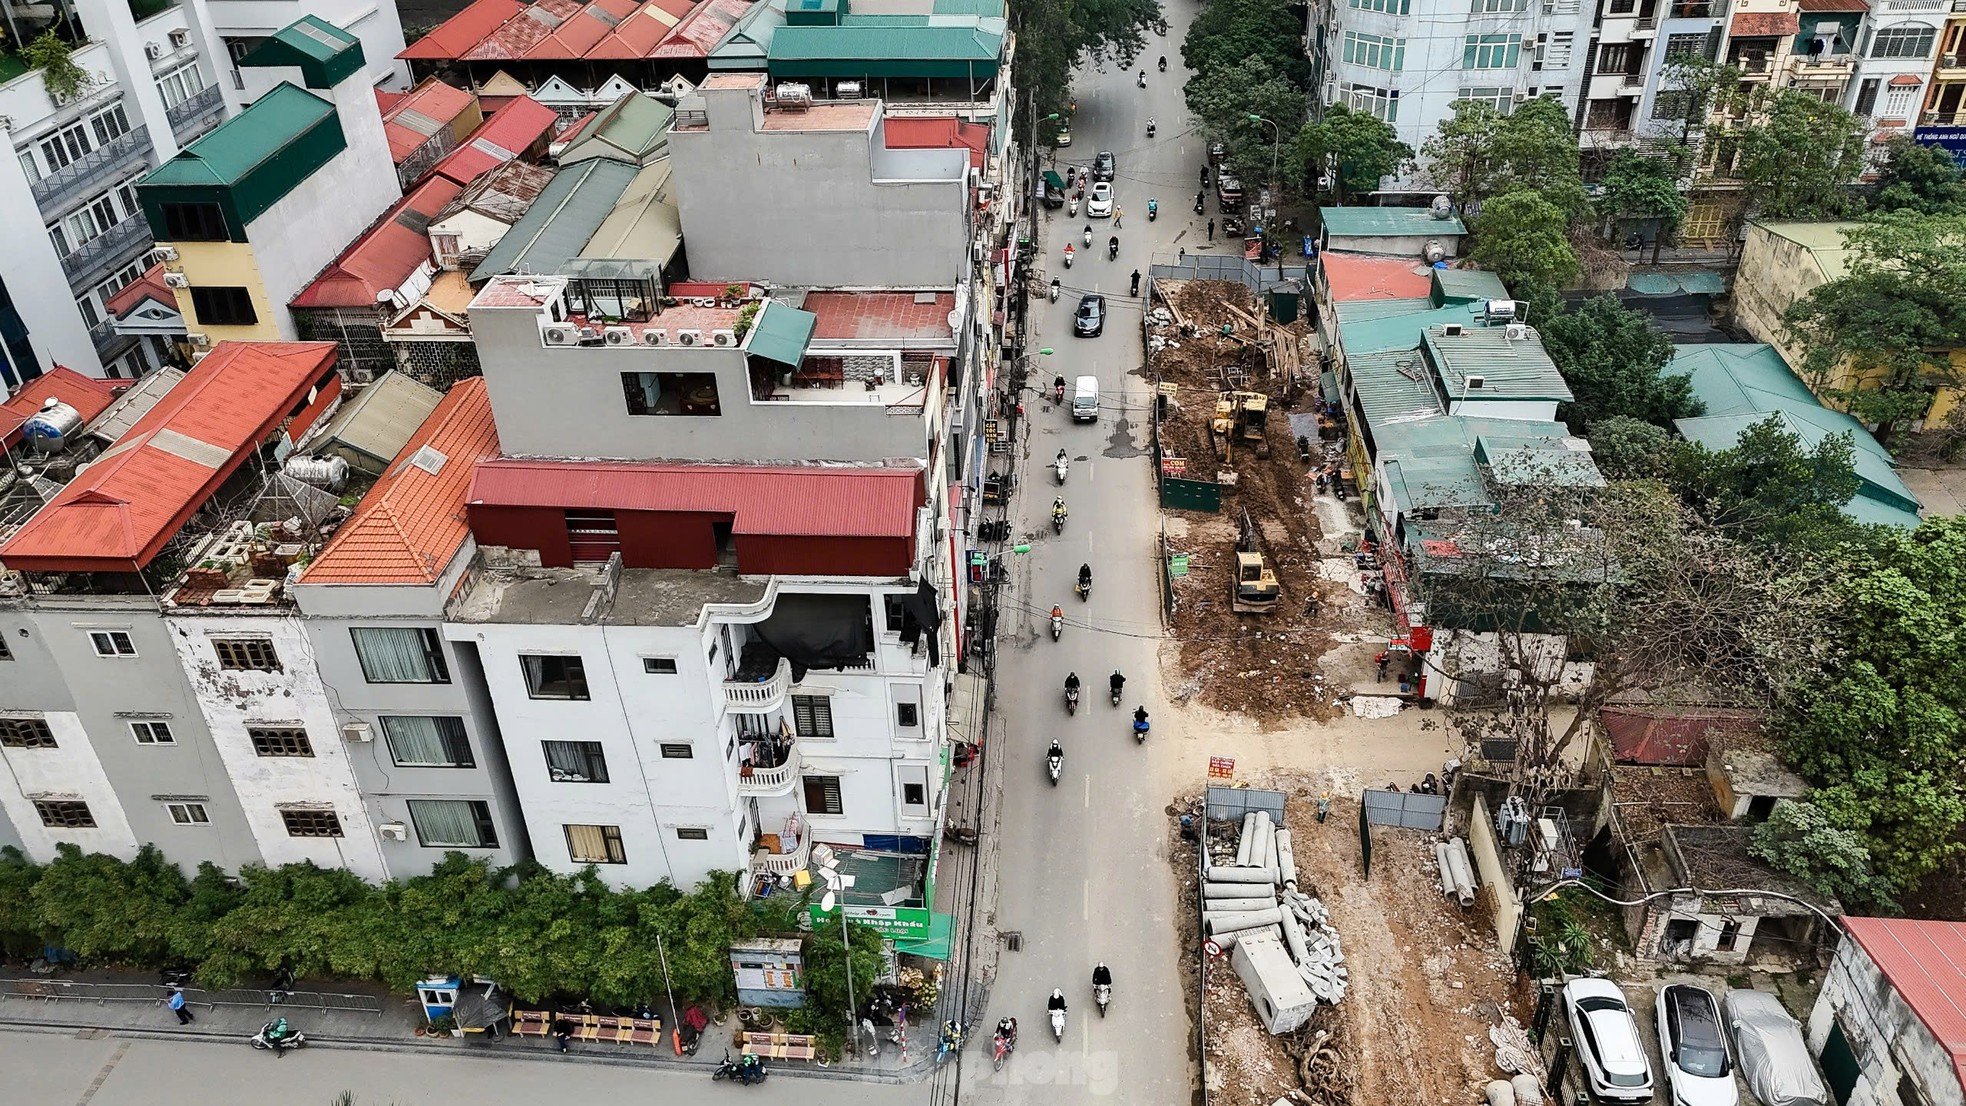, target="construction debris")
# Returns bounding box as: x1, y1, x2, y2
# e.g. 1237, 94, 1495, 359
1201, 809, 1349, 1021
